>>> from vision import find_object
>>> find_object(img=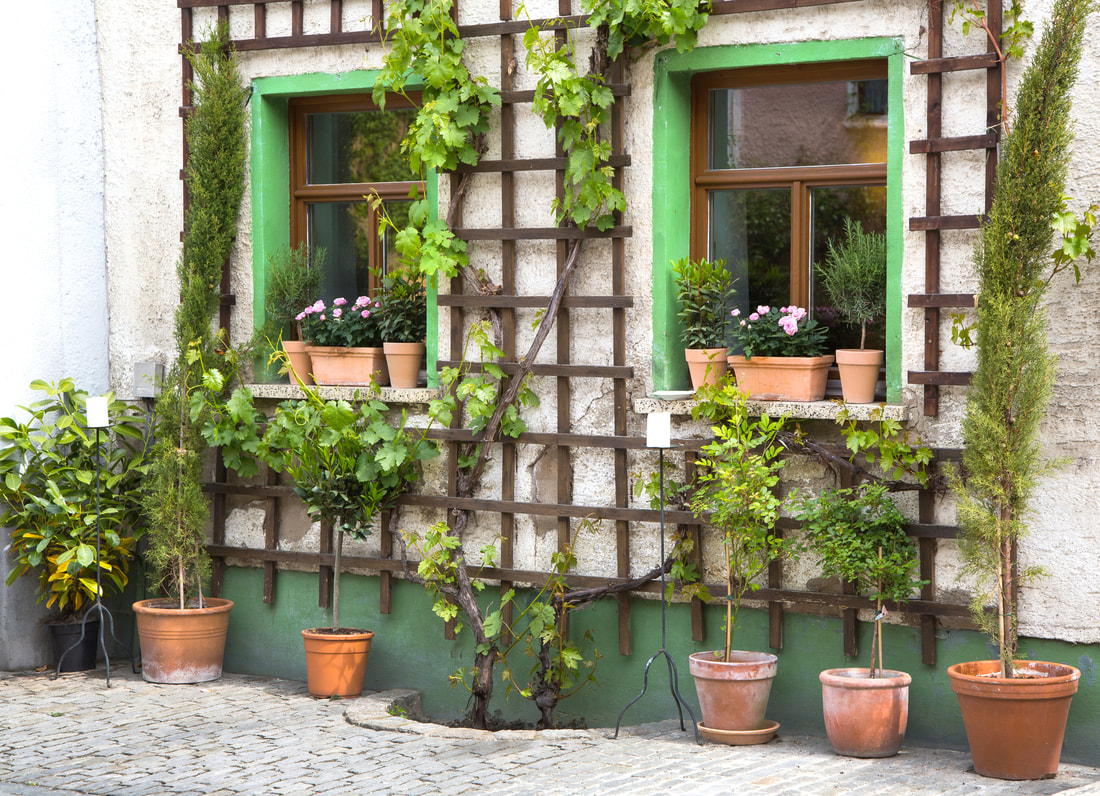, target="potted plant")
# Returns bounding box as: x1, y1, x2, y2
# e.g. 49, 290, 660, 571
816, 218, 887, 403
686, 385, 794, 736
672, 257, 736, 390
948, 0, 1093, 780
300, 295, 388, 387
378, 264, 428, 389
200, 374, 437, 697
260, 243, 324, 386
727, 305, 832, 401
793, 483, 922, 758
0, 379, 147, 671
